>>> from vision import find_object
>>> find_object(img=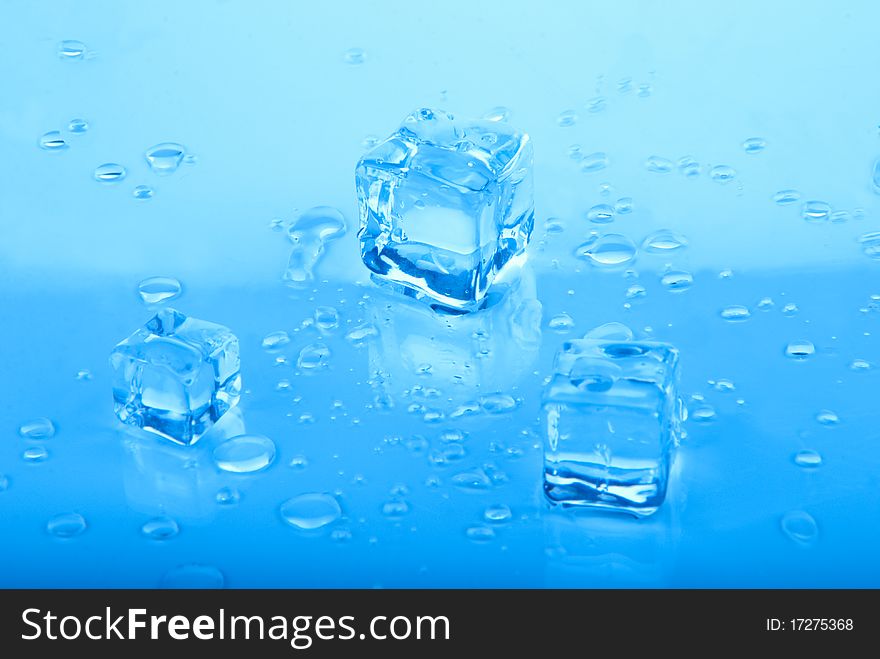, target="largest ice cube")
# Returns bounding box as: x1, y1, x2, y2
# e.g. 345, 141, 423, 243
356, 108, 534, 311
